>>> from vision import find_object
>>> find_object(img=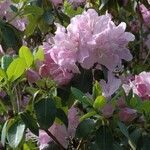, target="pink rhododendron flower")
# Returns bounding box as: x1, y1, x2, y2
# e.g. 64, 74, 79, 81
117, 97, 126, 108
26, 69, 40, 84
145, 34, 150, 49
100, 72, 121, 98
119, 107, 137, 123
131, 72, 150, 100
39, 53, 74, 85
38, 106, 80, 149
140, 4, 150, 25
0, 0, 10, 17
44, 9, 134, 74
101, 104, 115, 118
